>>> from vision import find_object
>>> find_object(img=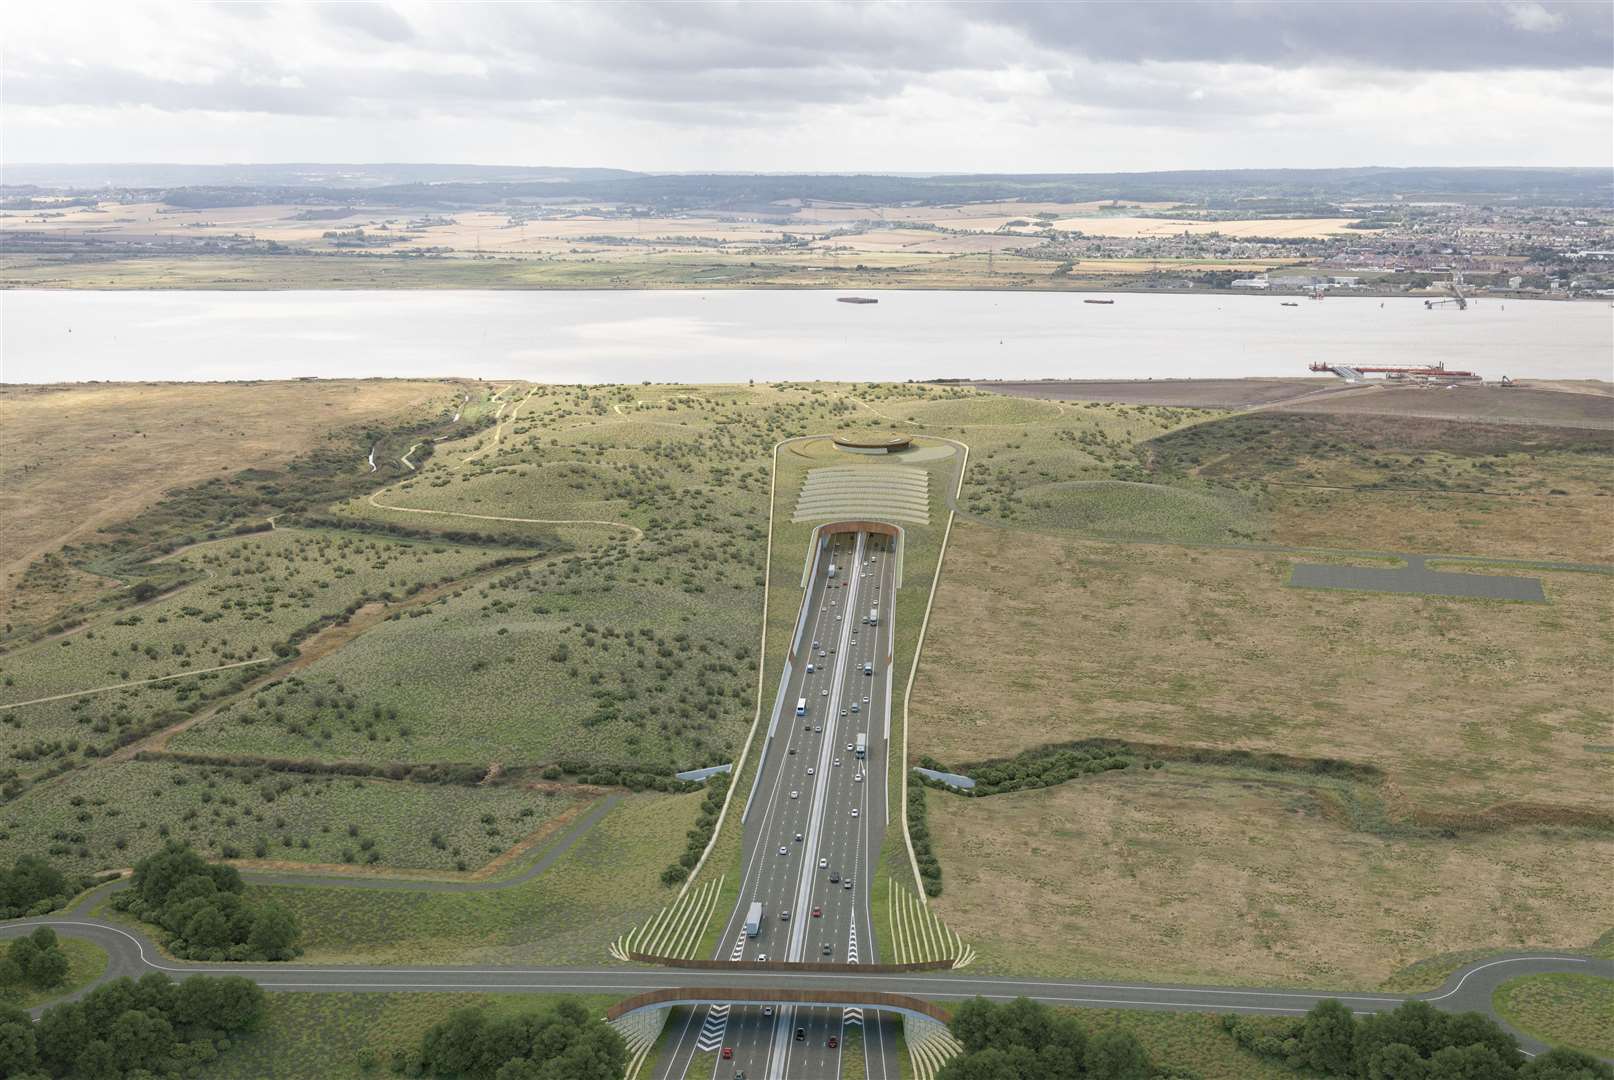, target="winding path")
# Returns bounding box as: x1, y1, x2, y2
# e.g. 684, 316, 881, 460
0, 658, 275, 712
